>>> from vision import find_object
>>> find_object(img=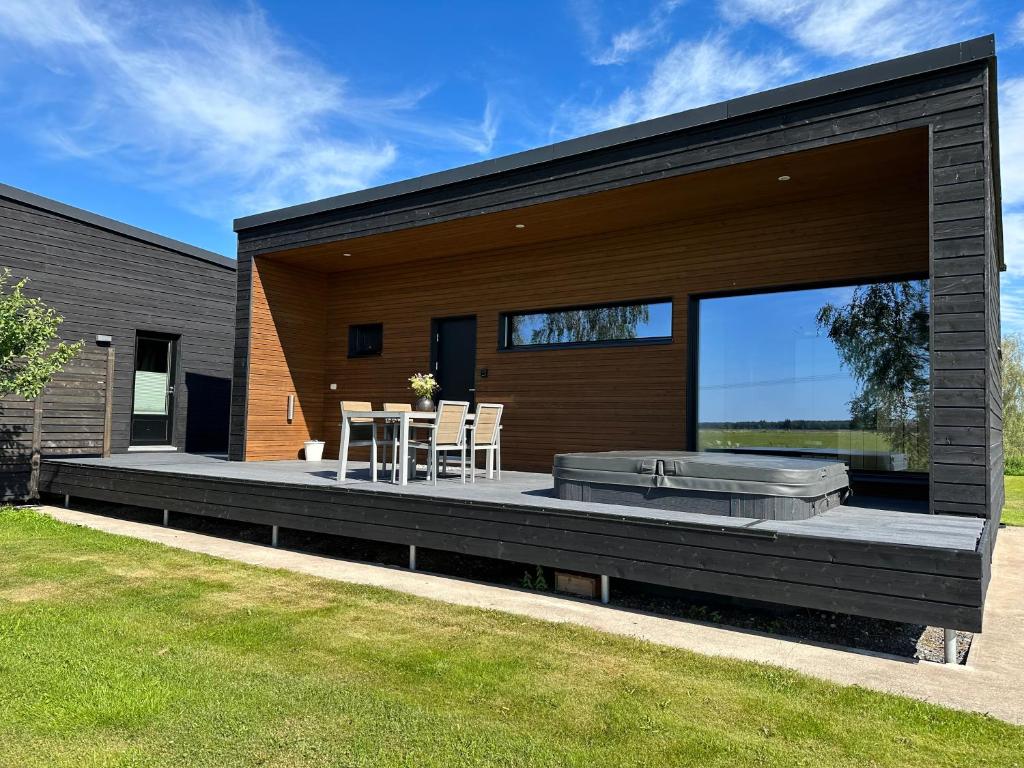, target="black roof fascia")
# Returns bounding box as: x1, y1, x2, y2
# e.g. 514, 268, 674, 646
0, 182, 236, 270
234, 35, 996, 234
